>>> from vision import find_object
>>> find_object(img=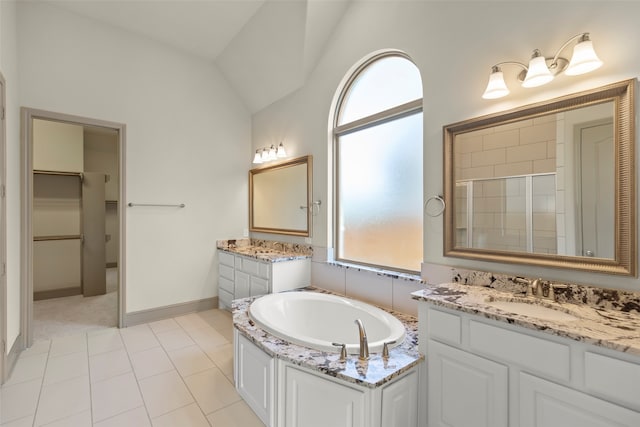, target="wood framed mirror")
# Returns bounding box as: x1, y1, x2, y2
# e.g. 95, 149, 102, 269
250, 155, 312, 237
443, 79, 636, 276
